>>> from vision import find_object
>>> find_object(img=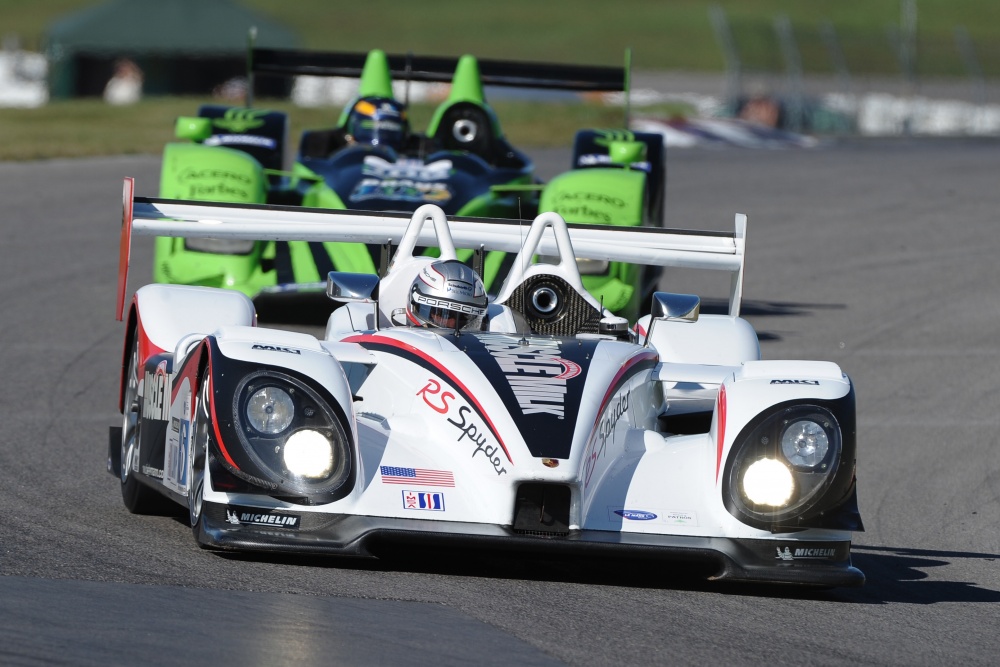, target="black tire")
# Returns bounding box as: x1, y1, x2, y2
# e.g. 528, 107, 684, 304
187, 374, 211, 534
120, 337, 174, 514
